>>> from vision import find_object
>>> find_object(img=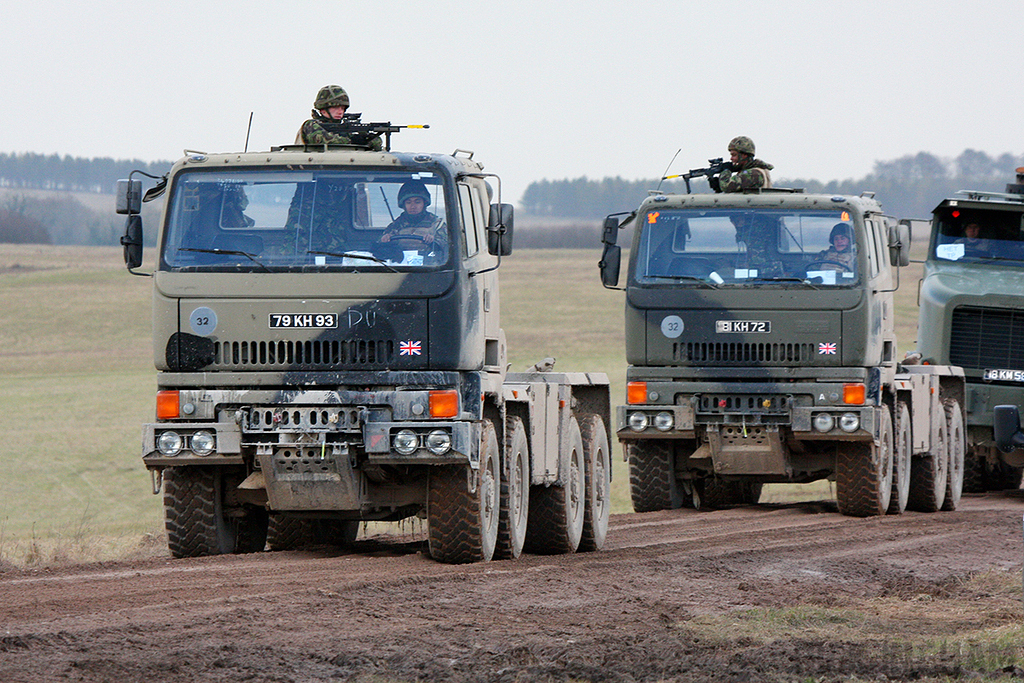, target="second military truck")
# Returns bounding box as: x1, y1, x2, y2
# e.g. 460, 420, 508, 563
119, 140, 611, 563
599, 187, 964, 516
